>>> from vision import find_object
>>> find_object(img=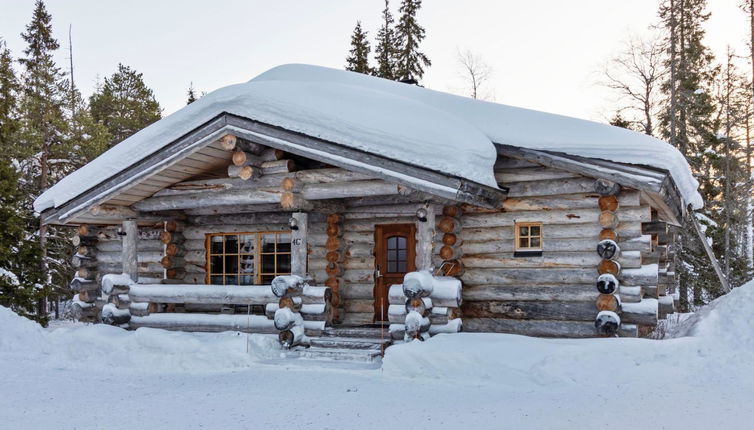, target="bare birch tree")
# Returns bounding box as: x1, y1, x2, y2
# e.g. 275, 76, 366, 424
603, 35, 667, 136
457, 49, 493, 100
